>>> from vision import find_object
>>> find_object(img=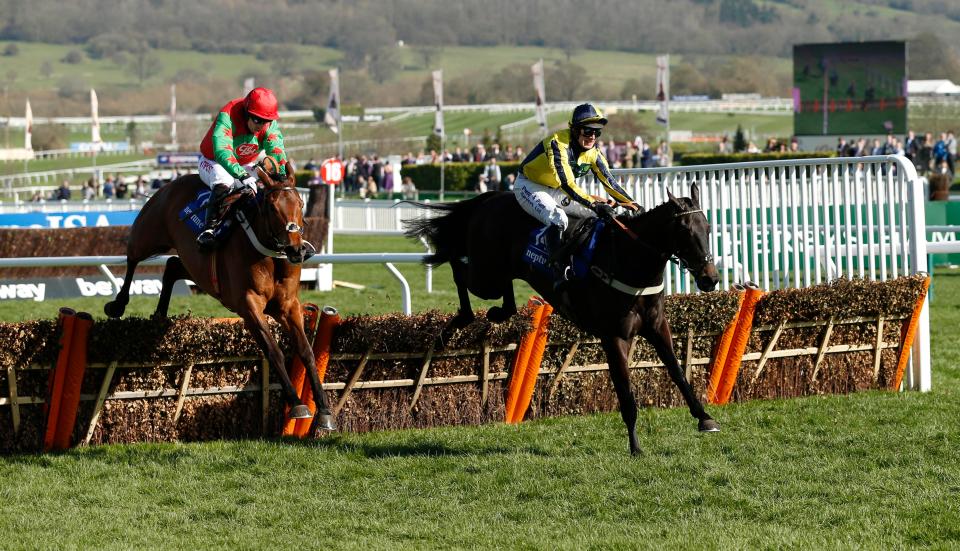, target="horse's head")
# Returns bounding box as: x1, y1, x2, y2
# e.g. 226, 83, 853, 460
256, 160, 314, 264
665, 183, 719, 292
